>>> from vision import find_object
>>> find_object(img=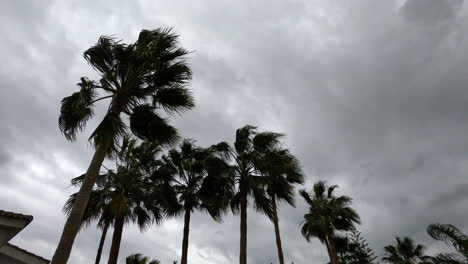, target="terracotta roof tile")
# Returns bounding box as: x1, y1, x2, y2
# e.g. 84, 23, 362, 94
5, 243, 50, 263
